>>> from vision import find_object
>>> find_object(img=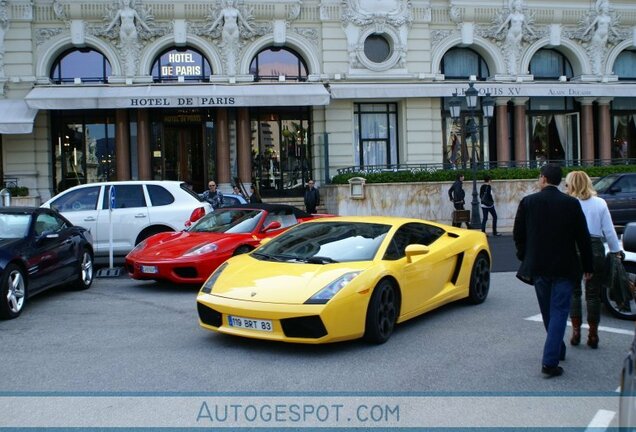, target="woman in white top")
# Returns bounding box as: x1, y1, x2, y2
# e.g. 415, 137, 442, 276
565, 171, 622, 349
